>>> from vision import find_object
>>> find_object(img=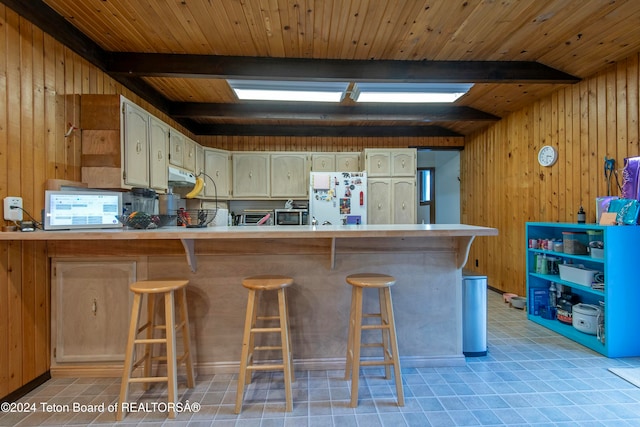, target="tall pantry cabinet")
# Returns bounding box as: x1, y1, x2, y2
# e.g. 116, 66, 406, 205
363, 149, 417, 224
